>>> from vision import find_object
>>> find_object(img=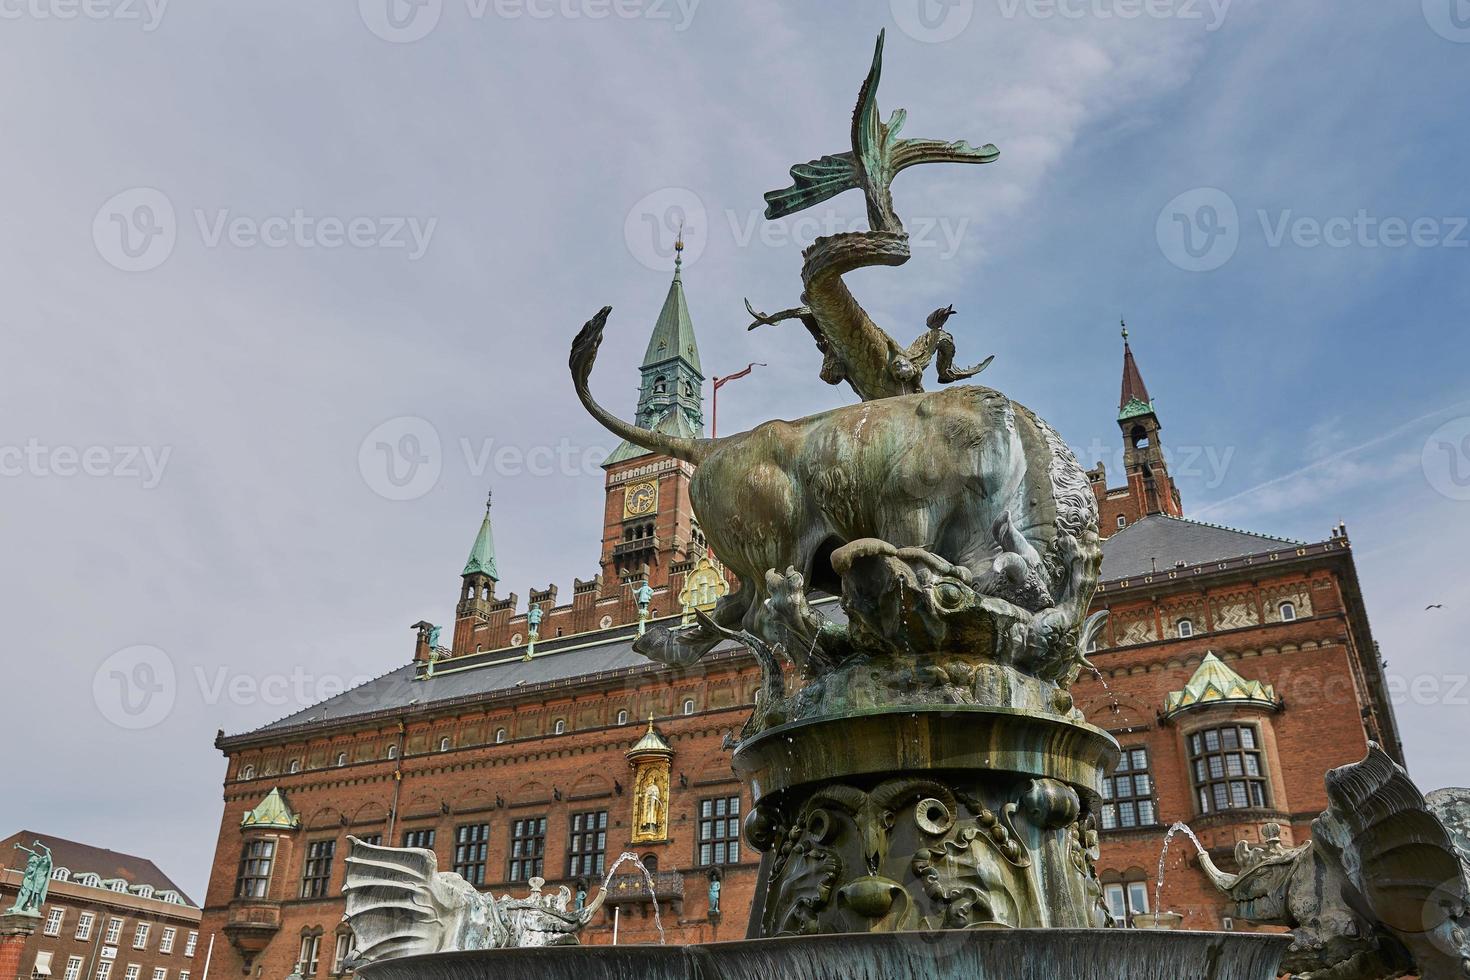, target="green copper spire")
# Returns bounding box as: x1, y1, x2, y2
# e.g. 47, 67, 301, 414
608, 236, 706, 465
461, 489, 499, 580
